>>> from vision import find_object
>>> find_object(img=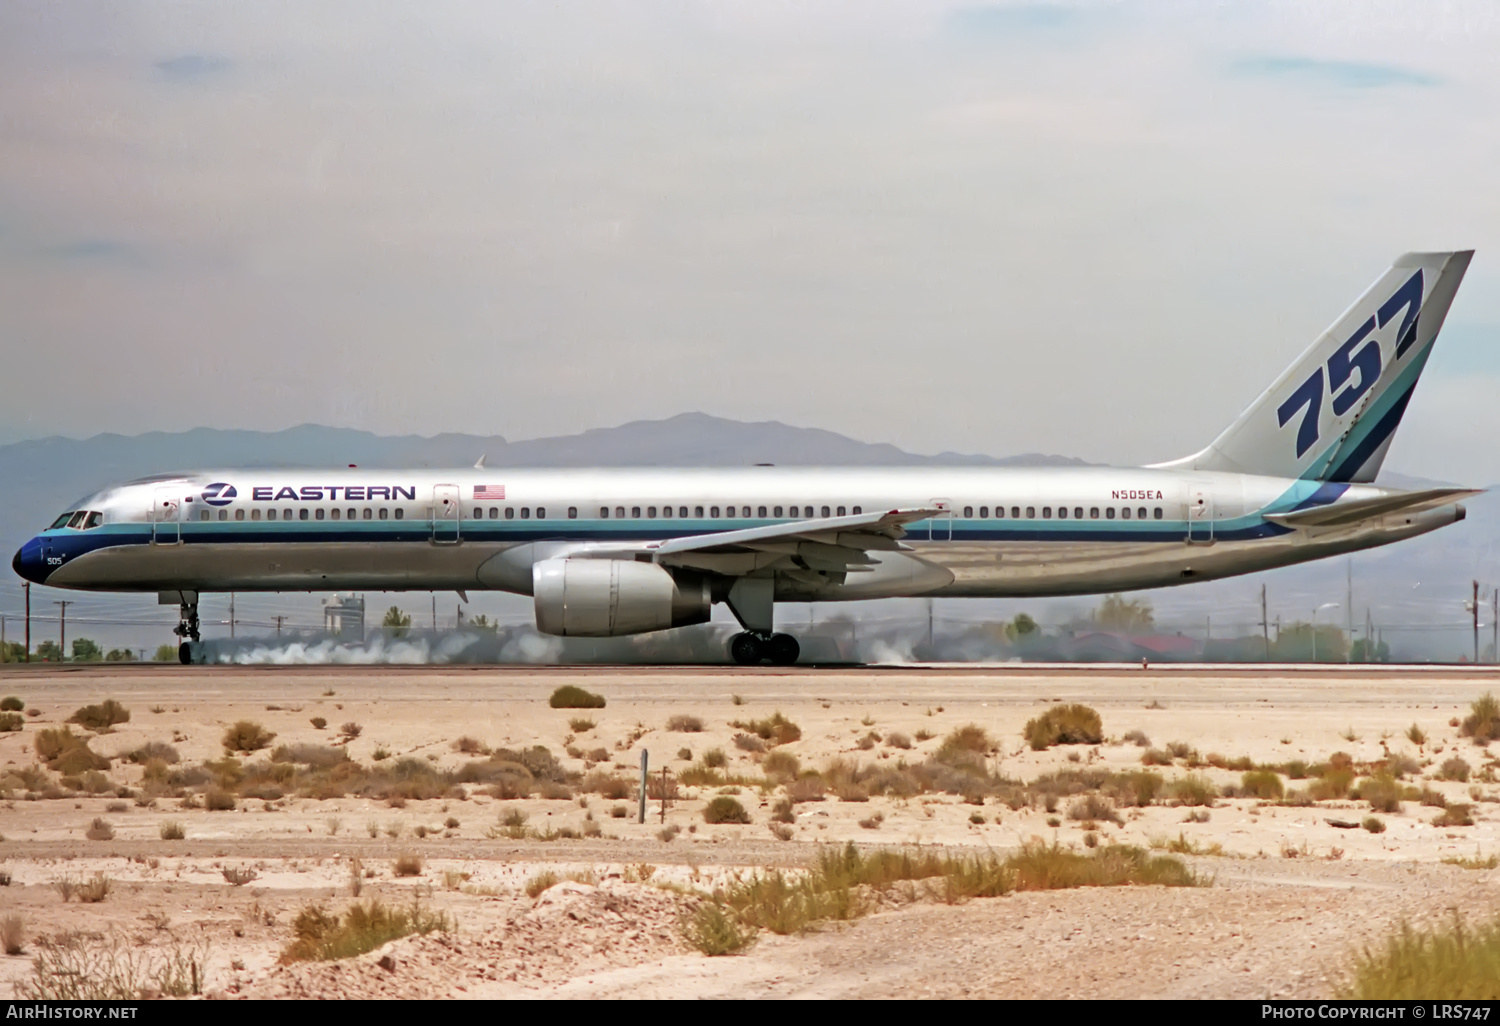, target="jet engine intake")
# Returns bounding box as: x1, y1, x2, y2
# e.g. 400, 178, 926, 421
532, 558, 711, 637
